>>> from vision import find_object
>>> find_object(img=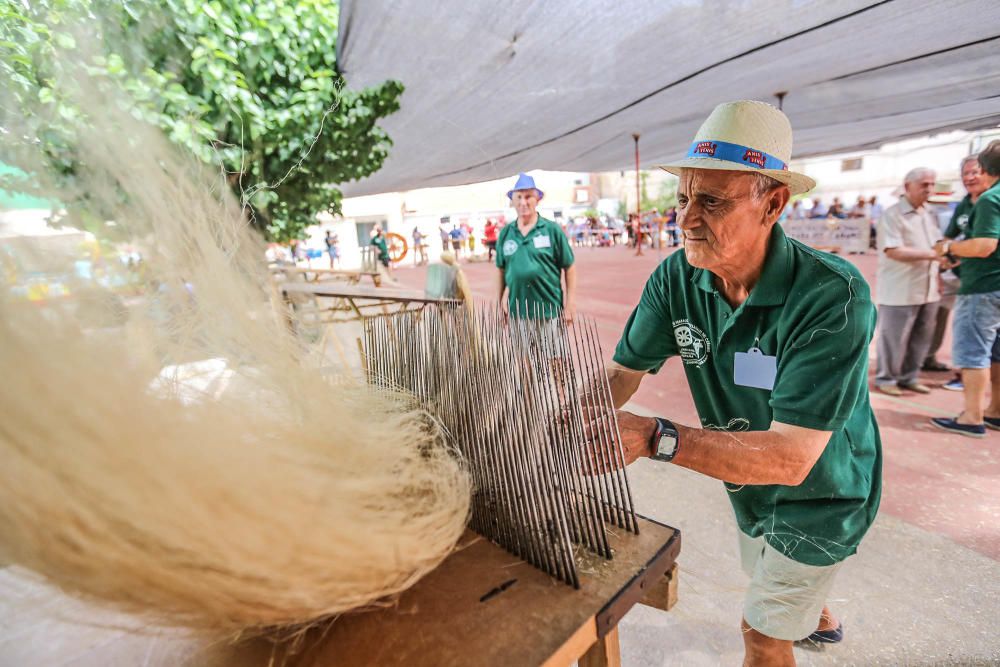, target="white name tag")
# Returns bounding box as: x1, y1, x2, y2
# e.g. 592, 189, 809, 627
533, 235, 552, 249
734, 347, 777, 391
